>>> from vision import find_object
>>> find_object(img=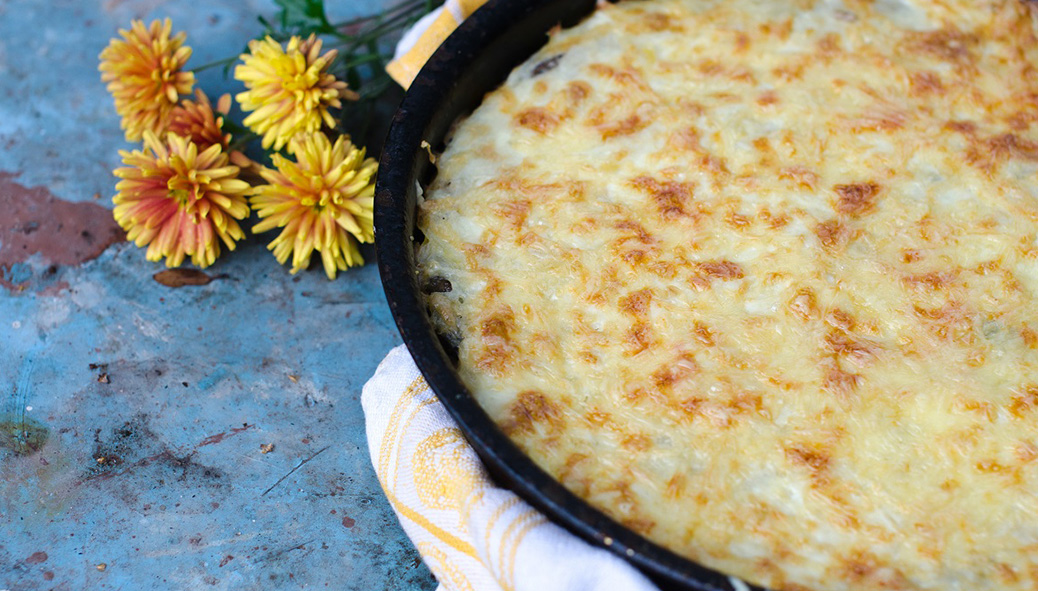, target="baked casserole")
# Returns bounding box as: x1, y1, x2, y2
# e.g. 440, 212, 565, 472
415, 0, 1038, 589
